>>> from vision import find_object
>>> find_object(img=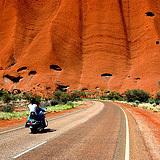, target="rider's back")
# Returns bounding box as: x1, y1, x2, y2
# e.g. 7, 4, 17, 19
28, 104, 37, 113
